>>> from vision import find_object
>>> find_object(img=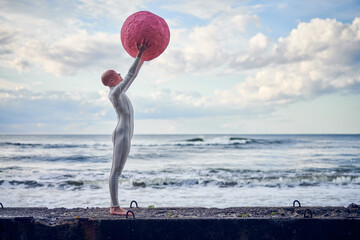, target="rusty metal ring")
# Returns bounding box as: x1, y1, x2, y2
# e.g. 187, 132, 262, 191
293, 200, 301, 208
304, 209, 313, 218
126, 210, 135, 219
130, 200, 138, 208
